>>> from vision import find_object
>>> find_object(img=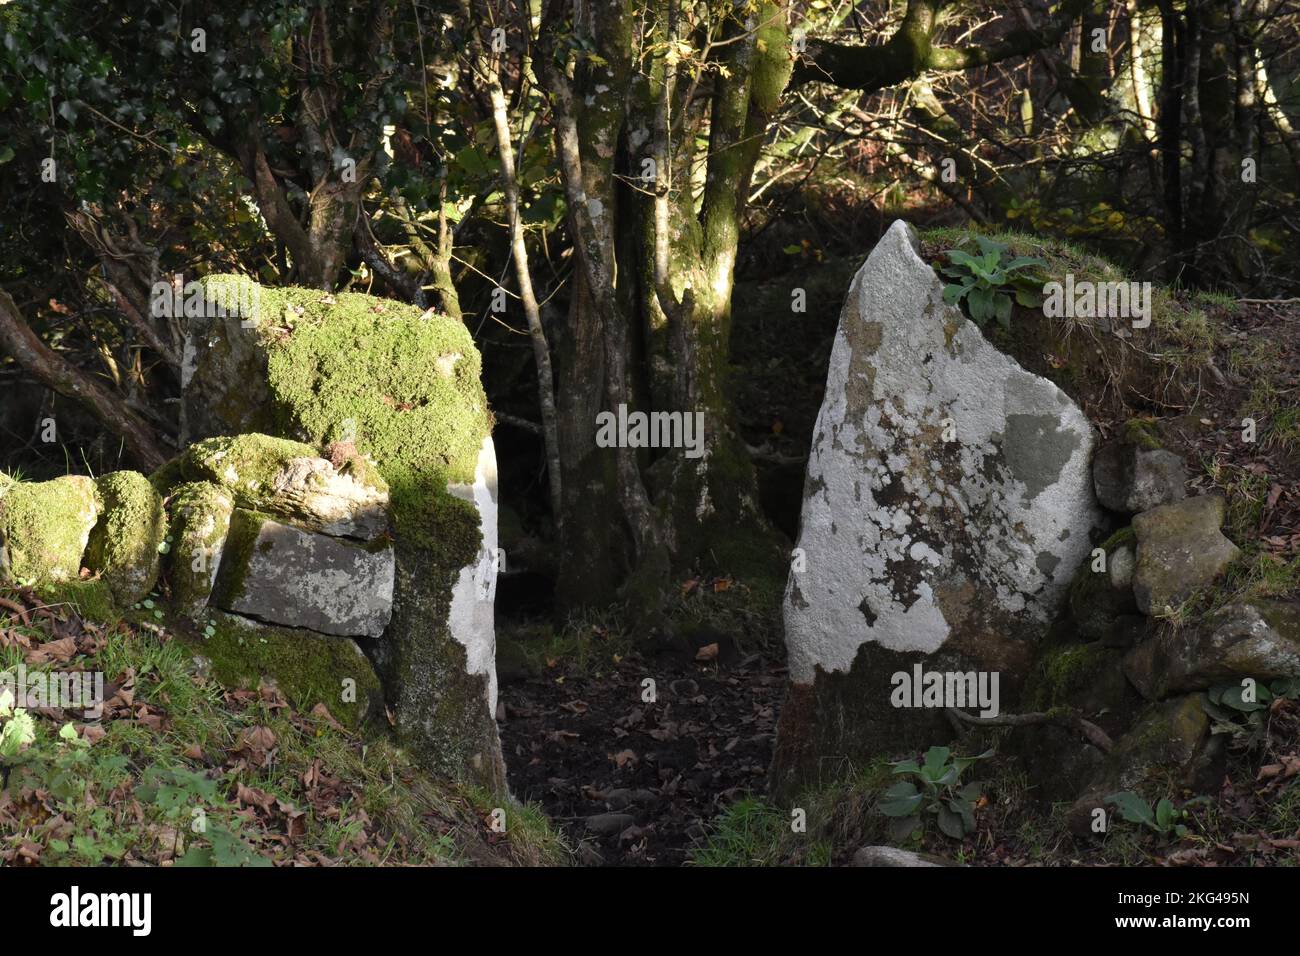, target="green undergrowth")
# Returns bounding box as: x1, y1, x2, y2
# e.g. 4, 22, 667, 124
0, 588, 567, 867
497, 605, 638, 681
918, 226, 1220, 418
693, 725, 1300, 866
690, 757, 894, 866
